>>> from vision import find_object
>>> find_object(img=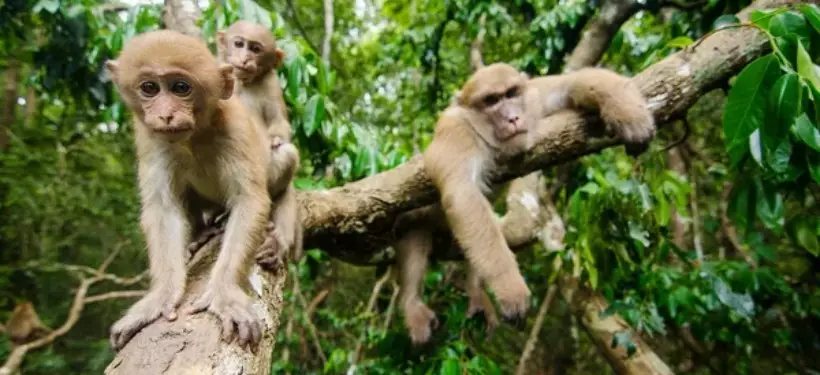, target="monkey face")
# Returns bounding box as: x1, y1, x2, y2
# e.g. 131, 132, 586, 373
217, 22, 285, 83
131, 72, 200, 141
478, 85, 529, 141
